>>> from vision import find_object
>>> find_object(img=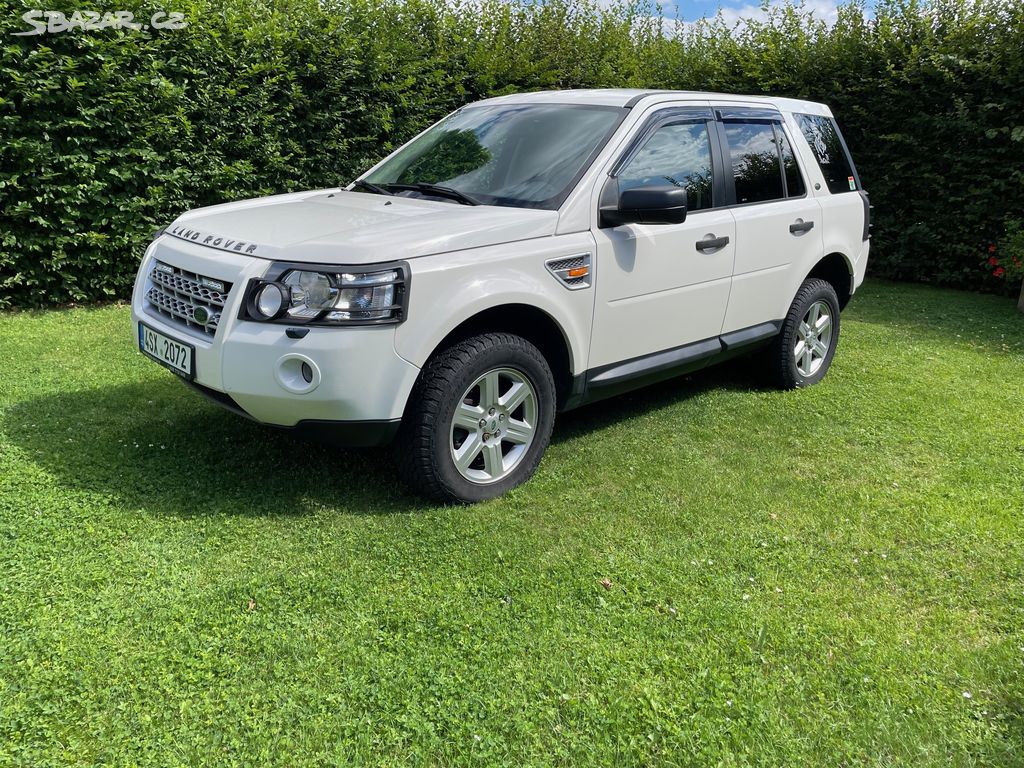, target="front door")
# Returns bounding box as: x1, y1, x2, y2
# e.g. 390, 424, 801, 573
589, 109, 735, 370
